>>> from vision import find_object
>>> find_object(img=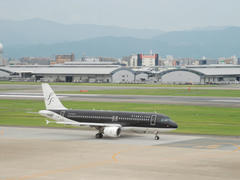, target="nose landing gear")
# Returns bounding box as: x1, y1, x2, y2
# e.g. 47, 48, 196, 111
154, 131, 160, 140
